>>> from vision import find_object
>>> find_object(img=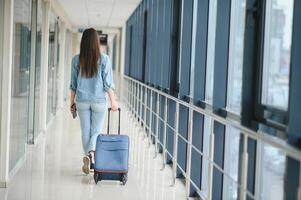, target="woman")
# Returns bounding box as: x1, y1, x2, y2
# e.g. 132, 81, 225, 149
69, 28, 118, 175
